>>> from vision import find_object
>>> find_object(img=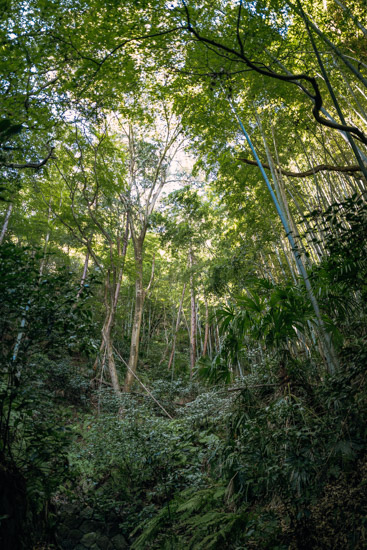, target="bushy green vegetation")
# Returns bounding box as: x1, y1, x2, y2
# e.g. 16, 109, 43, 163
0, 244, 95, 549
65, 331, 367, 549
1, 196, 367, 549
